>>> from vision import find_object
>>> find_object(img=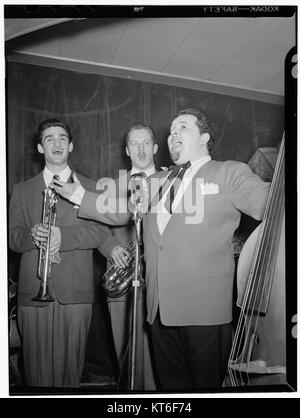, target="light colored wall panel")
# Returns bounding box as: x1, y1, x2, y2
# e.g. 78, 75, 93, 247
113, 39, 177, 71
189, 18, 266, 47
124, 17, 199, 47
213, 58, 282, 88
